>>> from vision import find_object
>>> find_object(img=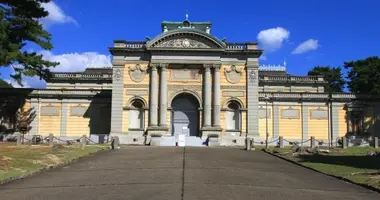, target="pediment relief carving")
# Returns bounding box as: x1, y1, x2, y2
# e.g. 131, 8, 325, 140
128, 64, 147, 83
224, 65, 243, 84
154, 38, 211, 49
